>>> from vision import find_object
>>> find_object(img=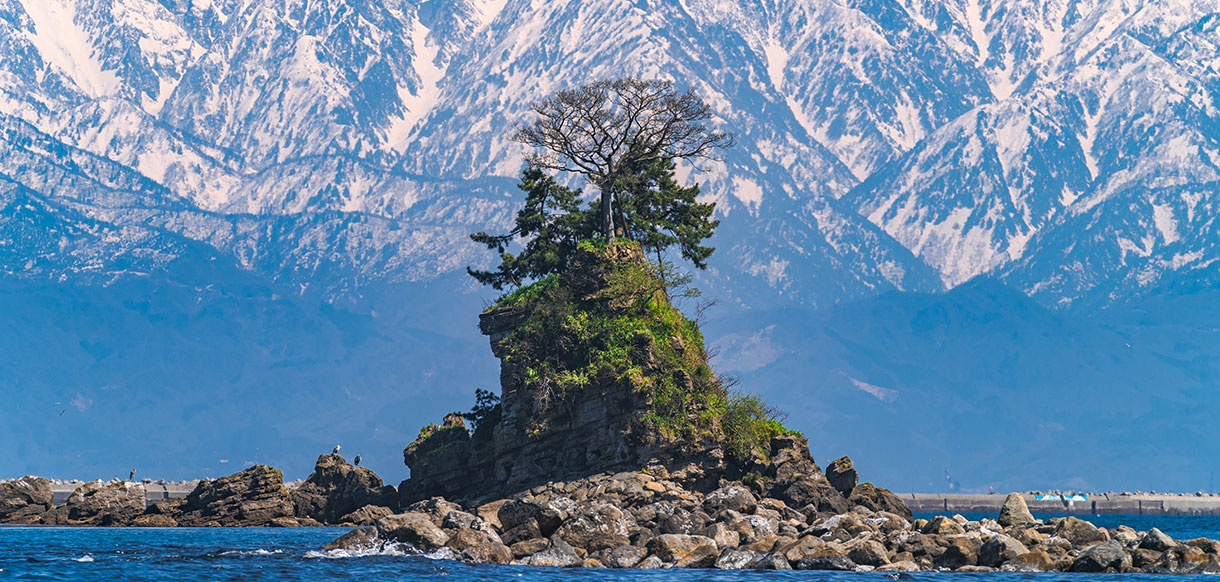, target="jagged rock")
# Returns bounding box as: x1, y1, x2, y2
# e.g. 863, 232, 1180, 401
847, 482, 911, 520
703, 486, 757, 514
997, 493, 1038, 527
1150, 546, 1212, 574
701, 522, 740, 549
752, 553, 792, 569
498, 498, 567, 537
715, 548, 760, 569
175, 466, 295, 526
1002, 550, 1056, 572
270, 517, 303, 527
936, 537, 979, 569
1139, 527, 1175, 552
795, 547, 856, 570
446, 528, 513, 564
826, 456, 857, 497
0, 476, 52, 523
44, 480, 145, 526
776, 476, 848, 515
376, 512, 449, 549
555, 502, 634, 549
1054, 516, 1109, 548
522, 539, 582, 567
979, 533, 1028, 567
848, 540, 890, 566
1071, 540, 1129, 572
339, 504, 393, 526
781, 535, 826, 563
291, 453, 396, 524
131, 514, 179, 527
650, 534, 719, 567
921, 515, 965, 536
606, 545, 647, 568
325, 526, 380, 551
1186, 538, 1220, 555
